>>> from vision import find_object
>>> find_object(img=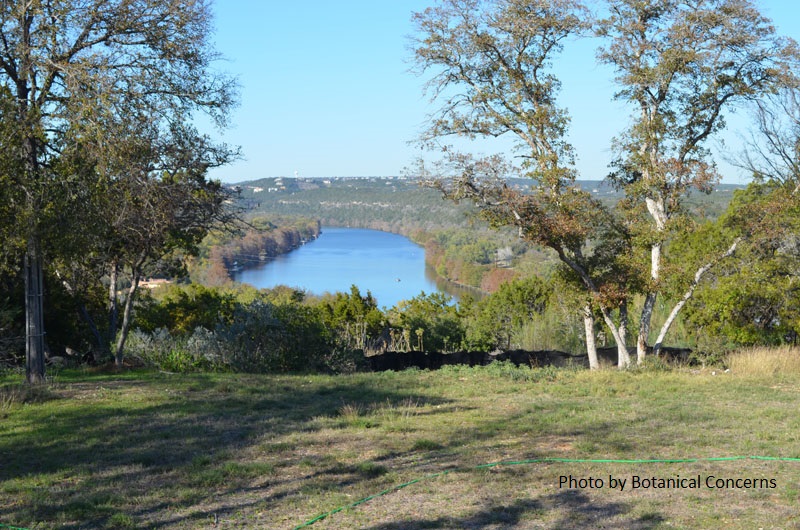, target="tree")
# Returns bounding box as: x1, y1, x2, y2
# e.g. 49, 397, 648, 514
0, 0, 236, 382
318, 285, 385, 351
465, 275, 550, 351
103, 139, 239, 367
737, 82, 800, 188
684, 83, 800, 349
389, 292, 463, 352
681, 180, 800, 349
597, 0, 796, 362
412, 0, 635, 367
